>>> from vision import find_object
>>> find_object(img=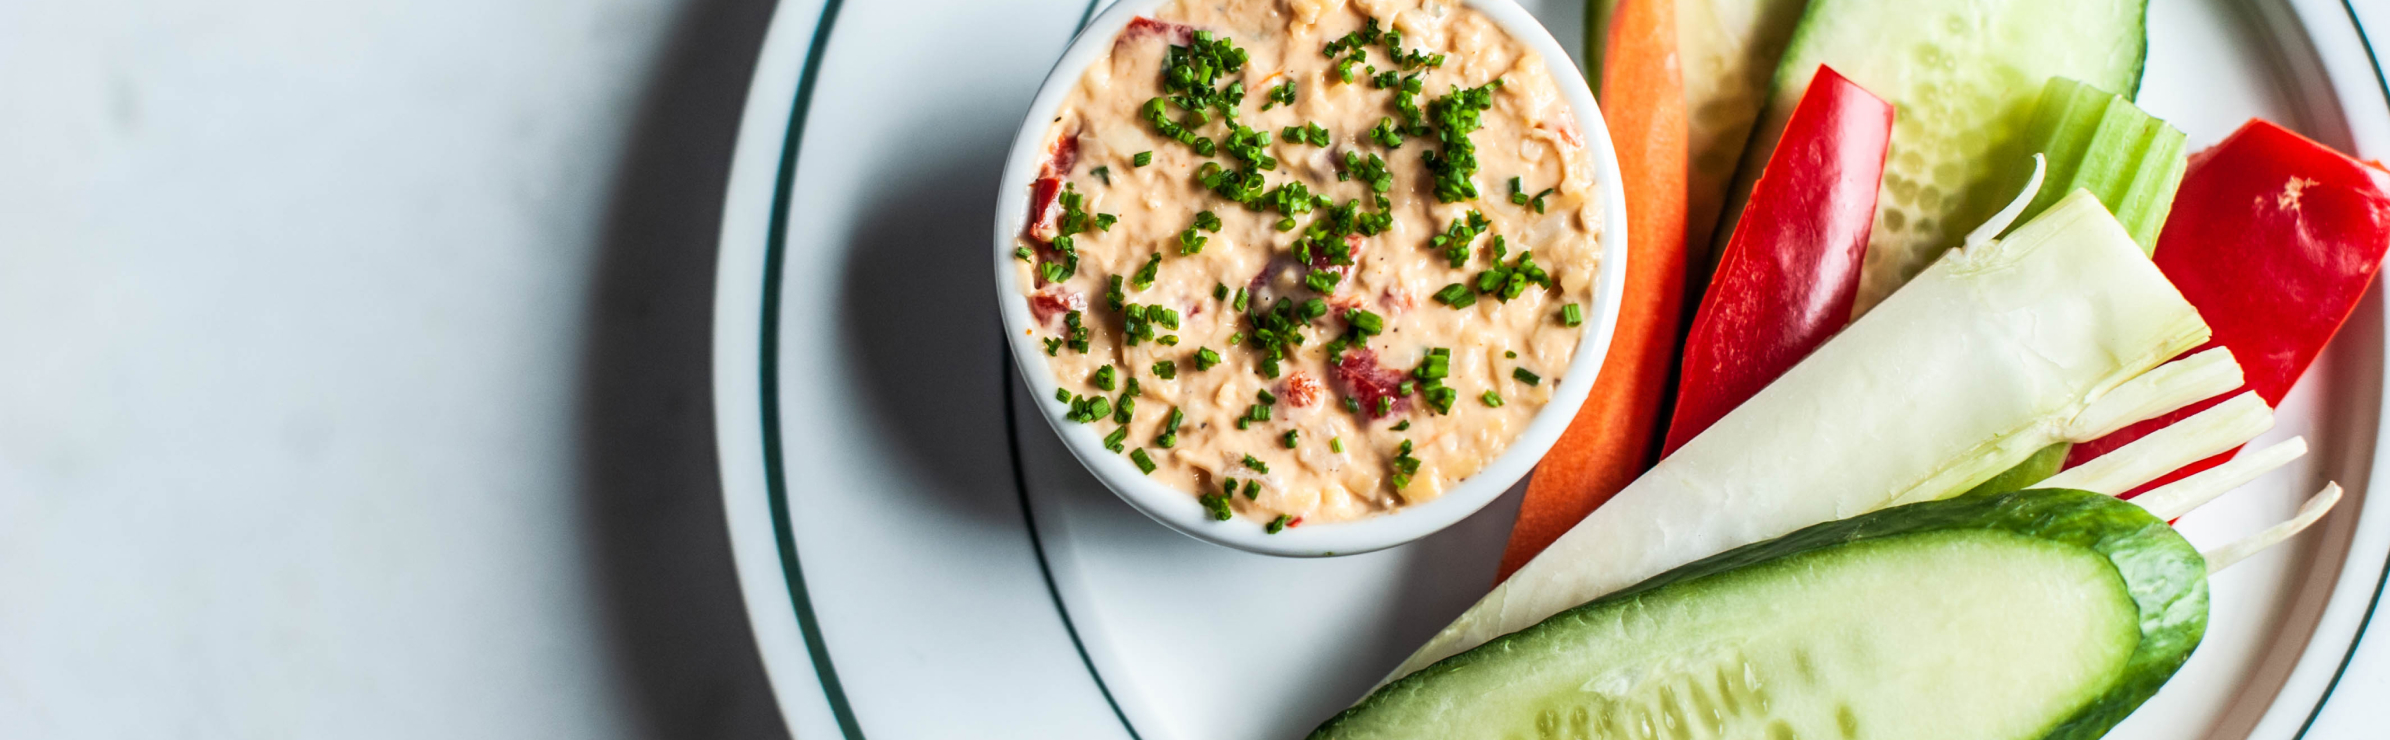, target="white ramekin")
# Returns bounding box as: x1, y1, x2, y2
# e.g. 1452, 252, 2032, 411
992, 0, 1630, 556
